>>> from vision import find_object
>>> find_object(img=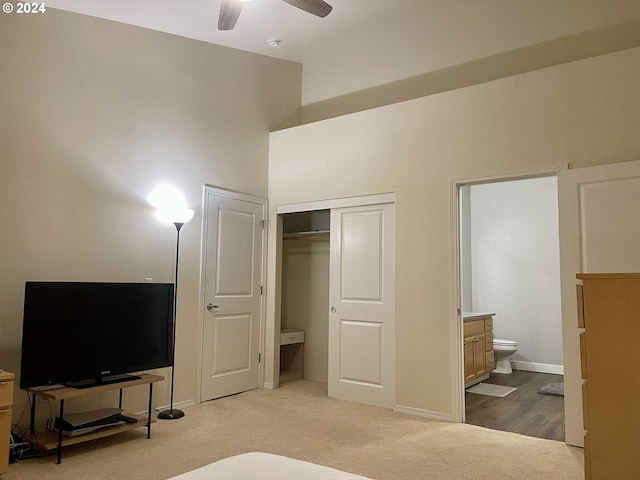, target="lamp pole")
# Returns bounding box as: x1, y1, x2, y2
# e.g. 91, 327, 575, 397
158, 221, 185, 420
148, 184, 193, 420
